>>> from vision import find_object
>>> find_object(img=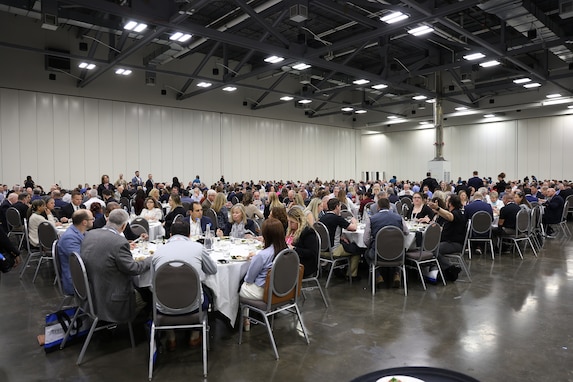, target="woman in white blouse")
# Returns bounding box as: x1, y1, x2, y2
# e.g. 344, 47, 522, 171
27, 199, 55, 248
139, 197, 163, 222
